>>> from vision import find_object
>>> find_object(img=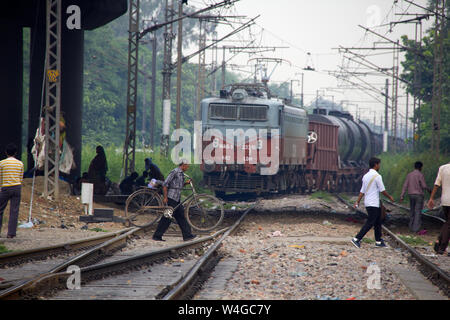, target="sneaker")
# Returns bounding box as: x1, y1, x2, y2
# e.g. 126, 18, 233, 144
183, 235, 197, 241
375, 239, 388, 248
152, 236, 165, 241
351, 238, 361, 249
